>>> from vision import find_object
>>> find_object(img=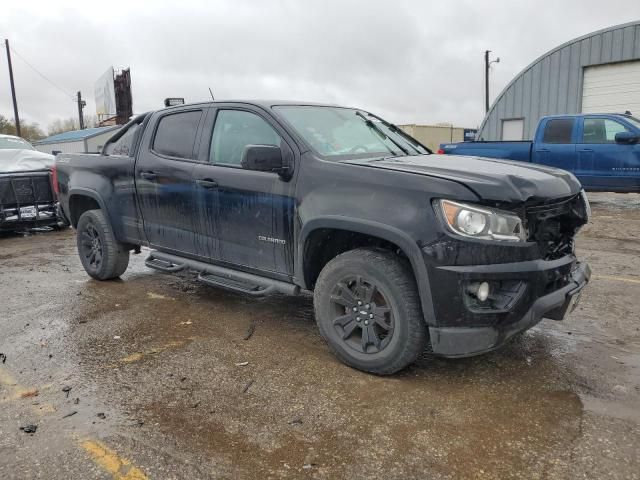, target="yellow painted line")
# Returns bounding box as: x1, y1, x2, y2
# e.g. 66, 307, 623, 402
81, 440, 148, 480
593, 274, 640, 285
